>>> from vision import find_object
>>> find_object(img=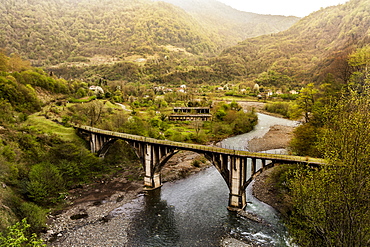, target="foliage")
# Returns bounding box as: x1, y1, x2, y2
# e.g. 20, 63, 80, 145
215, 0, 369, 85
210, 102, 258, 139
286, 64, 370, 246
264, 101, 295, 119
255, 70, 293, 88
289, 124, 321, 157
290, 43, 370, 156
0, 219, 45, 247
0, 0, 217, 65
26, 163, 65, 205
